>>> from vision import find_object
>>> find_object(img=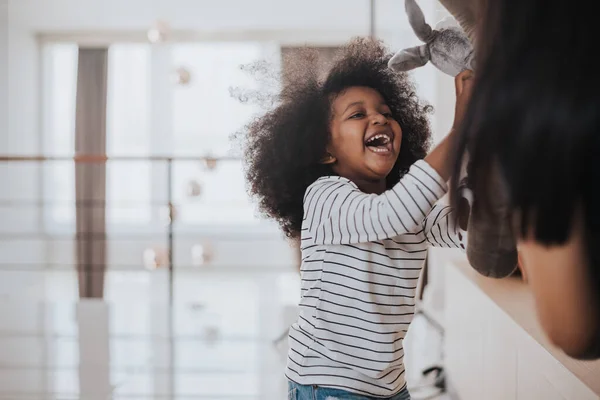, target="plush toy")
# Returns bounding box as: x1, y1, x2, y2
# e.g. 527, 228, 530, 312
436, 0, 479, 42
389, 0, 519, 279
388, 0, 475, 77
